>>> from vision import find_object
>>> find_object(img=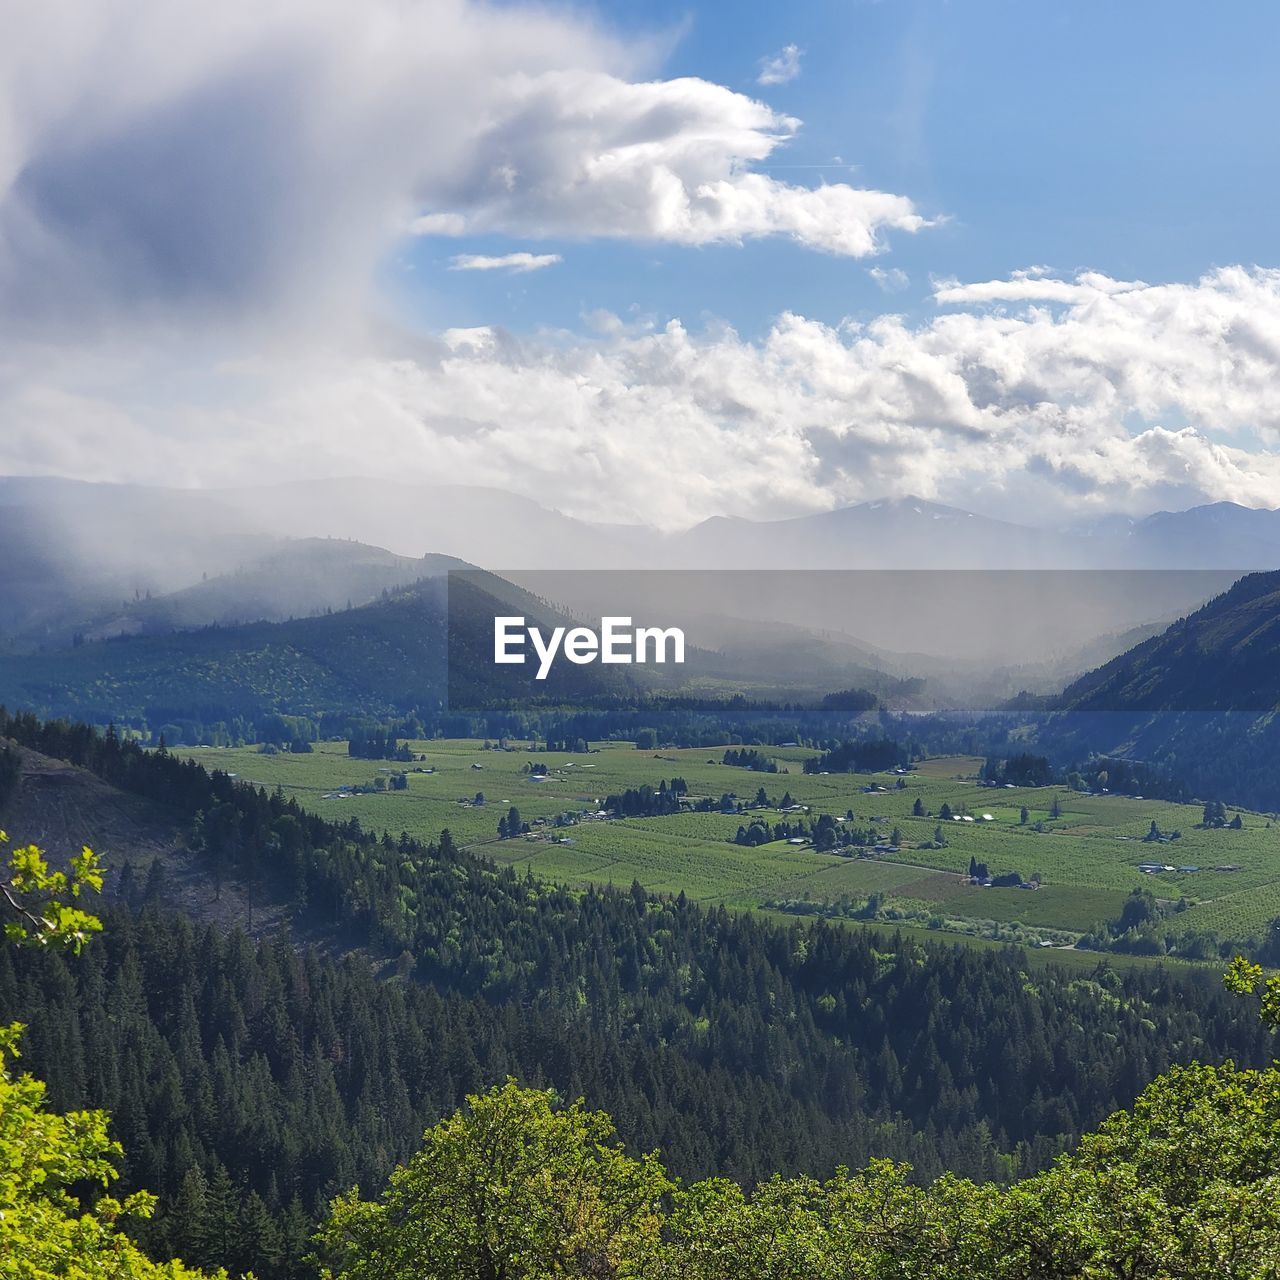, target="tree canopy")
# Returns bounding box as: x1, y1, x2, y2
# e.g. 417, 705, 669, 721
316, 1048, 1280, 1280
0, 837, 219, 1278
